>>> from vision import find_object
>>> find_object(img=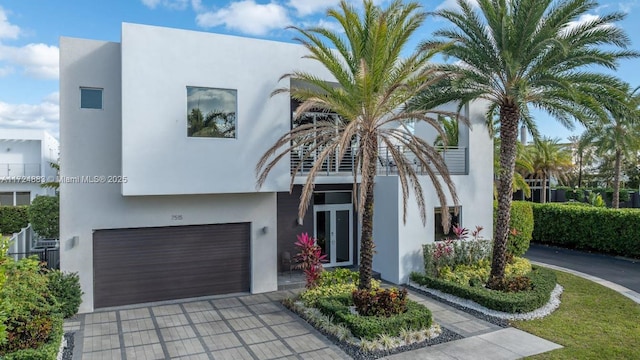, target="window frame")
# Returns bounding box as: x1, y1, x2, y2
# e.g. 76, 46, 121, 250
80, 87, 104, 110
